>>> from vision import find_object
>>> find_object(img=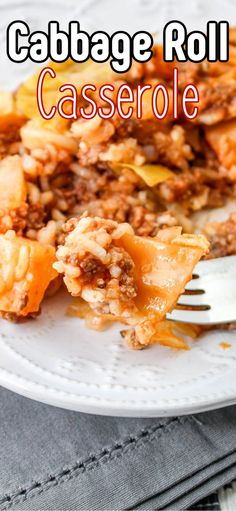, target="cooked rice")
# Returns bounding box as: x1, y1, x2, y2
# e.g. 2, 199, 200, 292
54, 216, 138, 318
0, 39, 235, 347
